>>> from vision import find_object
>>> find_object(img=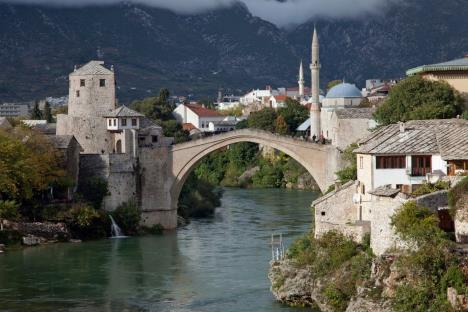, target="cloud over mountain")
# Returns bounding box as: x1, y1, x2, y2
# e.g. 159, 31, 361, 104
1, 0, 396, 26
